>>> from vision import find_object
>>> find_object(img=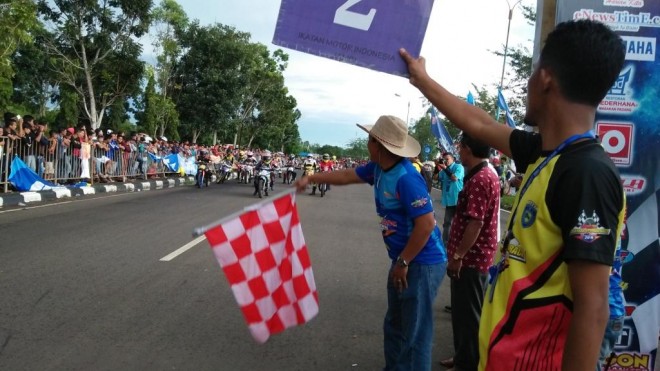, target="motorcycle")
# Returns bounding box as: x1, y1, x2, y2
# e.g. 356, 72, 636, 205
254, 167, 272, 198
283, 165, 296, 184
239, 163, 254, 184
196, 162, 211, 188
216, 161, 233, 184
316, 164, 332, 197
